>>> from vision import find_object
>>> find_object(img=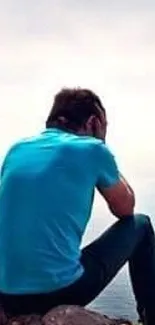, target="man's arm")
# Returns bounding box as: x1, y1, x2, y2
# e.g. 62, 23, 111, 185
96, 143, 135, 219
97, 175, 135, 219
119, 173, 135, 202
